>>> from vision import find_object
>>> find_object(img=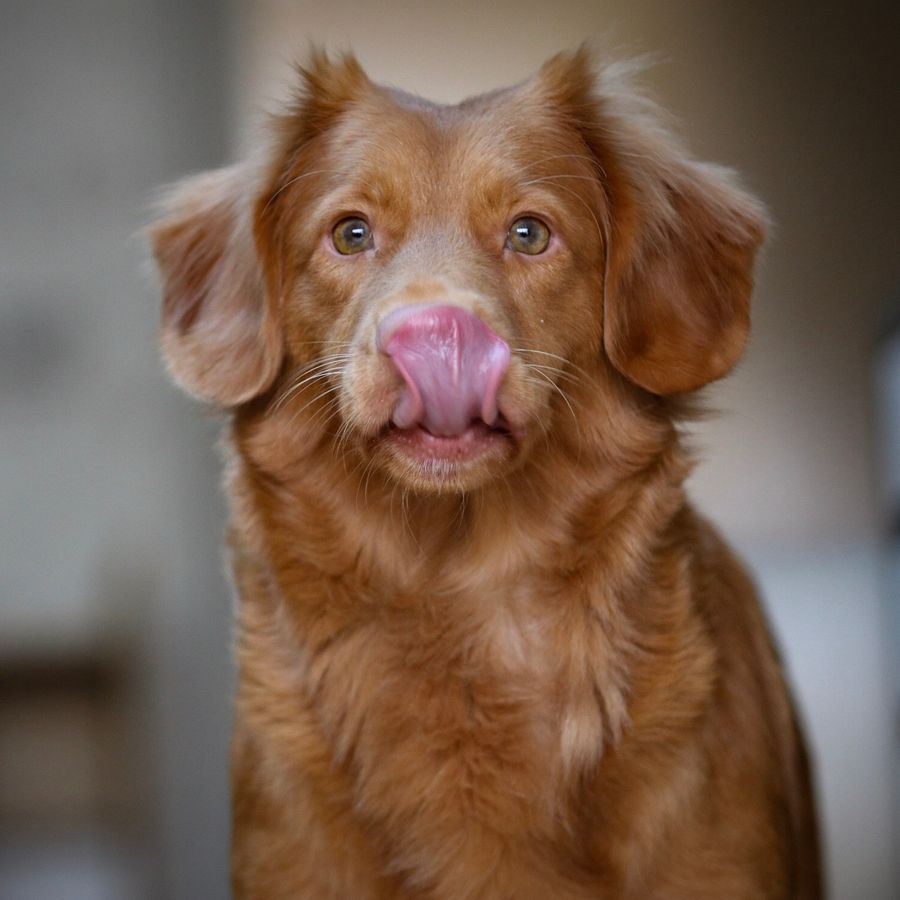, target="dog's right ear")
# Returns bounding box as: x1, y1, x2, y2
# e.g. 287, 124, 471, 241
148, 164, 283, 406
